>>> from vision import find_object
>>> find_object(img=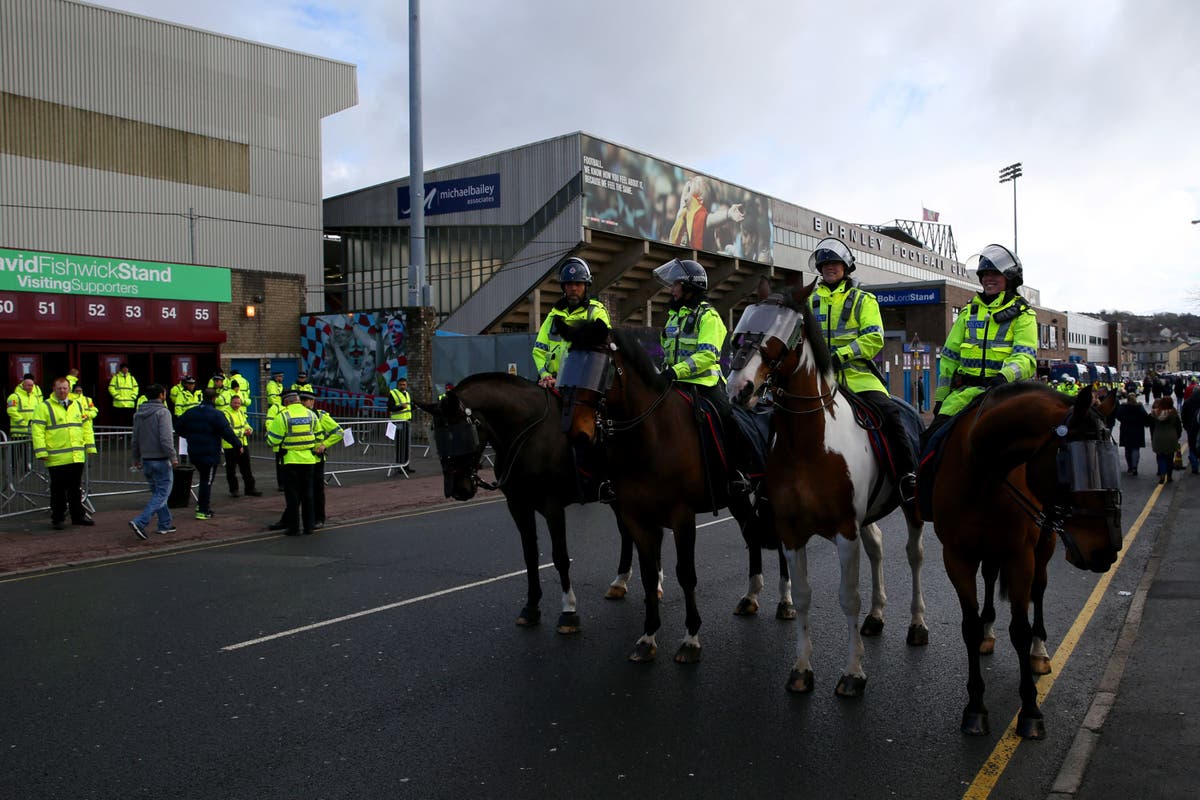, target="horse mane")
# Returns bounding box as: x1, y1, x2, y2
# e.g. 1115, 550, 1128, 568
456, 372, 538, 393
801, 303, 834, 376
610, 327, 669, 391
